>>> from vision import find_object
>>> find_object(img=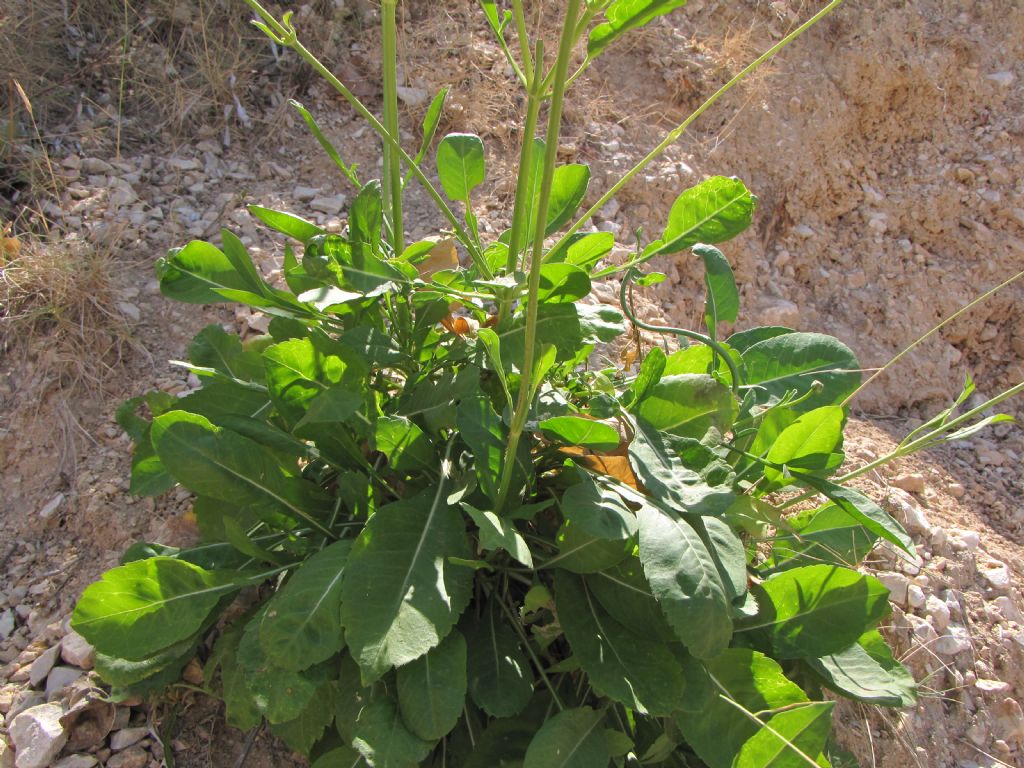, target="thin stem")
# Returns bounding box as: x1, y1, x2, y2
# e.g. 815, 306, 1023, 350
512, 0, 534, 82
545, 0, 847, 262
493, 587, 565, 712
242, 0, 491, 277
841, 268, 1024, 406
381, 0, 404, 253
495, 0, 582, 513
504, 84, 543, 275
